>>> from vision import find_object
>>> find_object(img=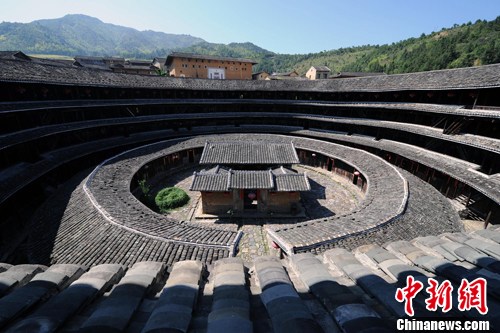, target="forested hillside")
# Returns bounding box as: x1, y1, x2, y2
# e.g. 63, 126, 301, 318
240, 17, 500, 74
345, 17, 500, 74
0, 14, 204, 58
